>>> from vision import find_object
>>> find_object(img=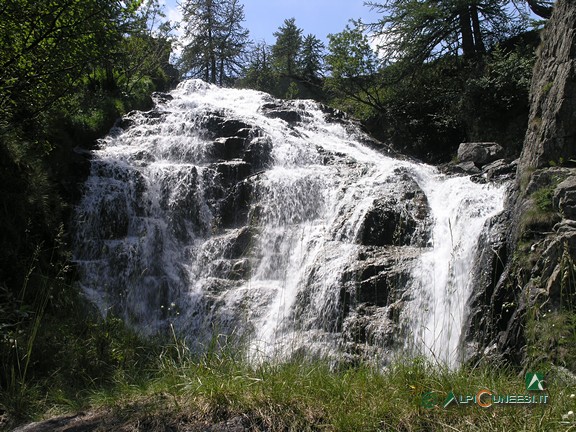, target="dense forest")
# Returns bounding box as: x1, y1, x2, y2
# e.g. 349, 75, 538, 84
0, 0, 564, 429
